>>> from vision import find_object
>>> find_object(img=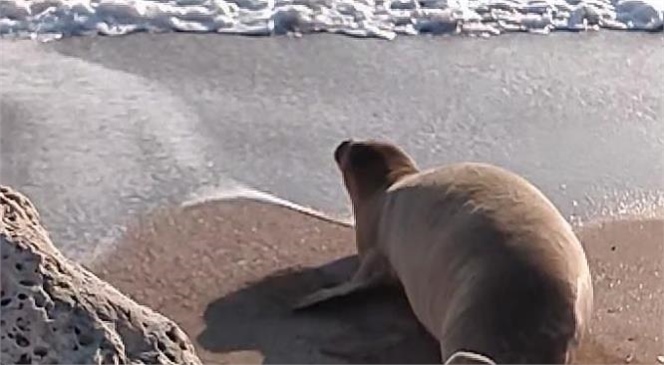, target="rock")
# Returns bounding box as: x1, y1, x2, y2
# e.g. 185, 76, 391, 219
0, 186, 202, 365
